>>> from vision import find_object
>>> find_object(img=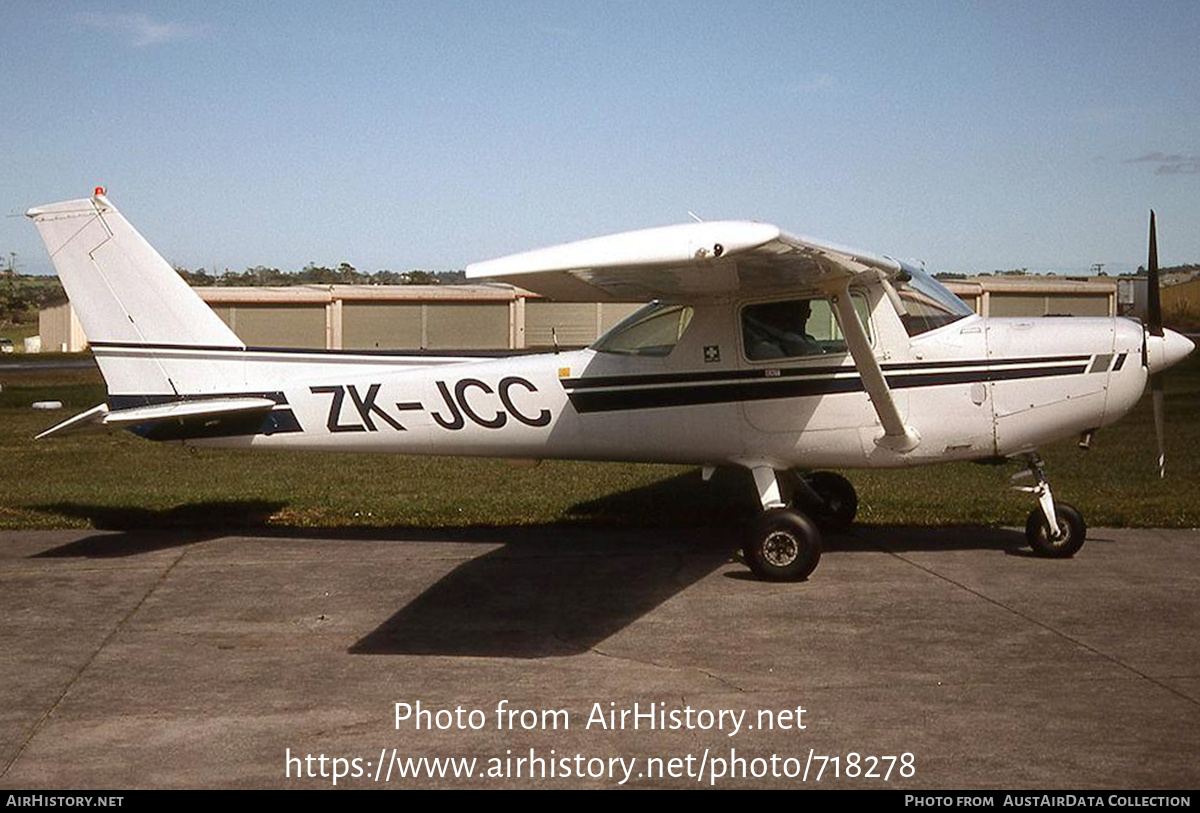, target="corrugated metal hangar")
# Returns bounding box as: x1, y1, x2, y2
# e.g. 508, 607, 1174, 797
39, 285, 643, 353
943, 277, 1115, 318
38, 277, 1118, 354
